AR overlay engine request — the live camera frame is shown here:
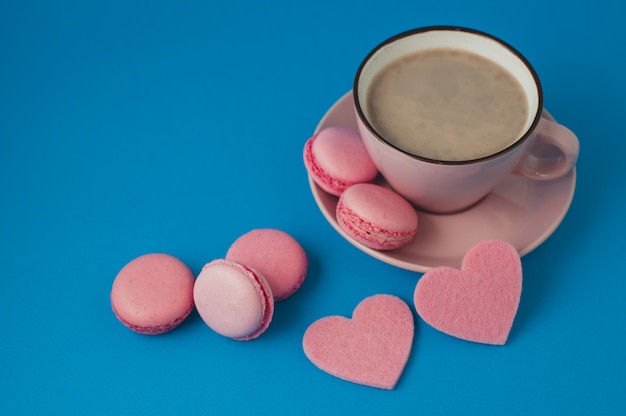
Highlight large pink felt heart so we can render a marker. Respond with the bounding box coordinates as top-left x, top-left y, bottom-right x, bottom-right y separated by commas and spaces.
302, 294, 414, 390
414, 240, 522, 345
